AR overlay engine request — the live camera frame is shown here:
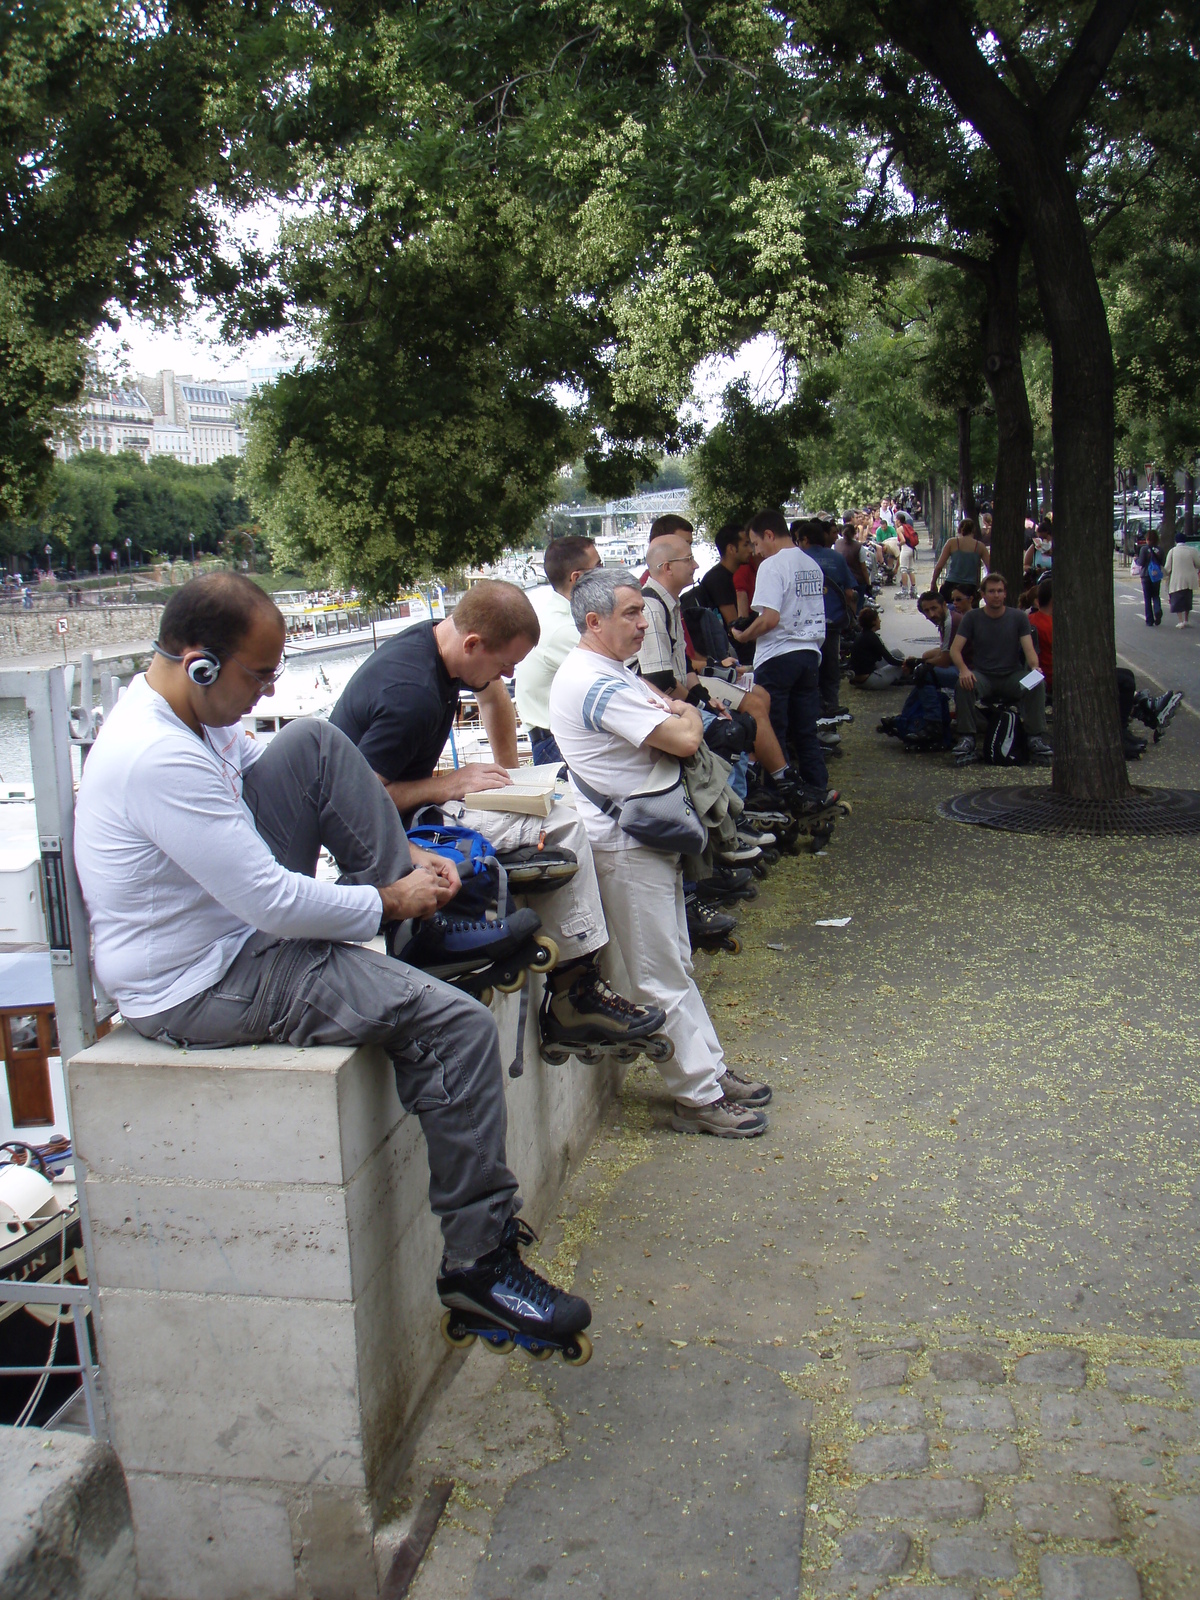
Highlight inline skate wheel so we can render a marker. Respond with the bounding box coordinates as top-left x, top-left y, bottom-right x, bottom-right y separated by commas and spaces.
643, 1035, 675, 1064
561, 1331, 593, 1366
613, 1043, 644, 1064
526, 1343, 555, 1361
477, 986, 494, 1008
575, 1044, 606, 1065
722, 935, 742, 954
480, 1330, 515, 1354
529, 936, 558, 974
494, 967, 526, 994
539, 1042, 572, 1066
440, 1311, 476, 1351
